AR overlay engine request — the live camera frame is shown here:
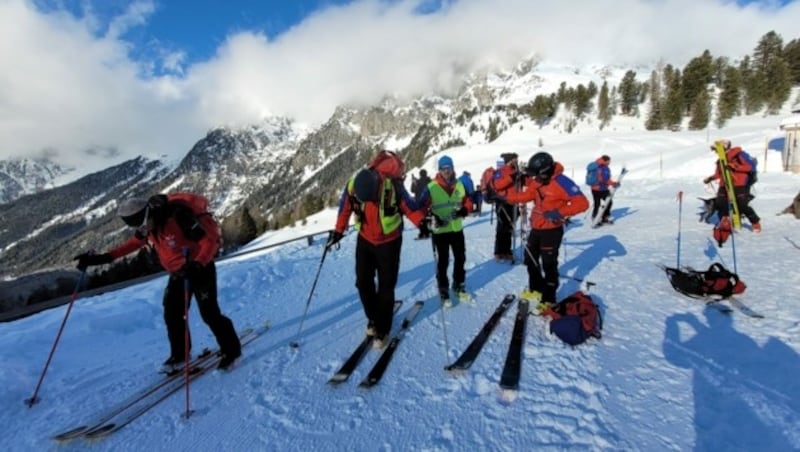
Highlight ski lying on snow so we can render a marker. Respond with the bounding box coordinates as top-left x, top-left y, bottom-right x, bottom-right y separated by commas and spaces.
499, 299, 529, 390
727, 298, 764, 318
446, 294, 515, 372
53, 323, 269, 441
51, 329, 252, 442
705, 300, 734, 314
328, 301, 402, 385
359, 301, 424, 388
